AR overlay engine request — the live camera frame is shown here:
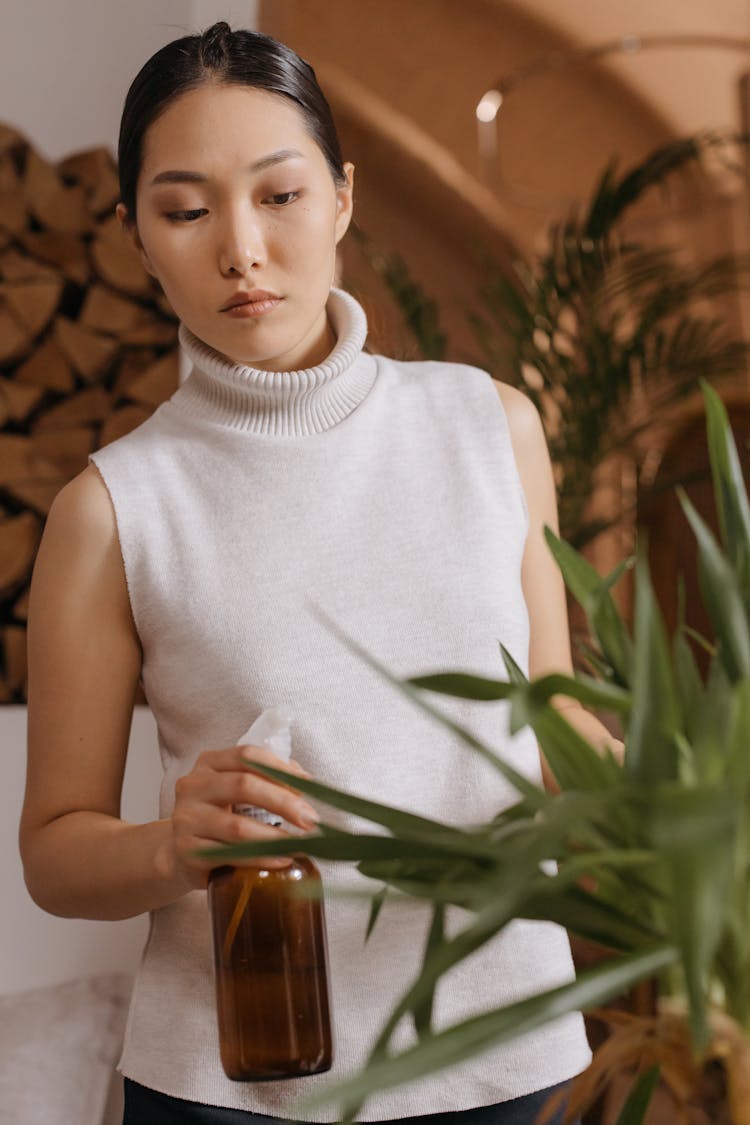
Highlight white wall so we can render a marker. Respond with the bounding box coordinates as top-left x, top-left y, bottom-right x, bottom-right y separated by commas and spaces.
1, 707, 163, 994
0, 0, 258, 160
